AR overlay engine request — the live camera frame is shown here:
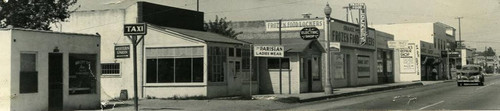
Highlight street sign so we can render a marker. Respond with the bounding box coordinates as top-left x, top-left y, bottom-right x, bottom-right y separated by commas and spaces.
123, 23, 147, 111
300, 27, 320, 40
448, 51, 460, 58
124, 23, 147, 35
115, 45, 130, 58
330, 42, 341, 52
388, 40, 408, 49
254, 45, 284, 57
